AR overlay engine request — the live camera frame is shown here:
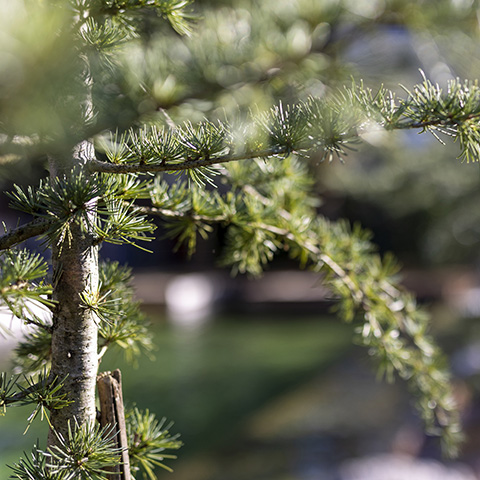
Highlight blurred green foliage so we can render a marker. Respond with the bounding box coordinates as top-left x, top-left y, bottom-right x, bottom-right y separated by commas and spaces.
4, 0, 480, 266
